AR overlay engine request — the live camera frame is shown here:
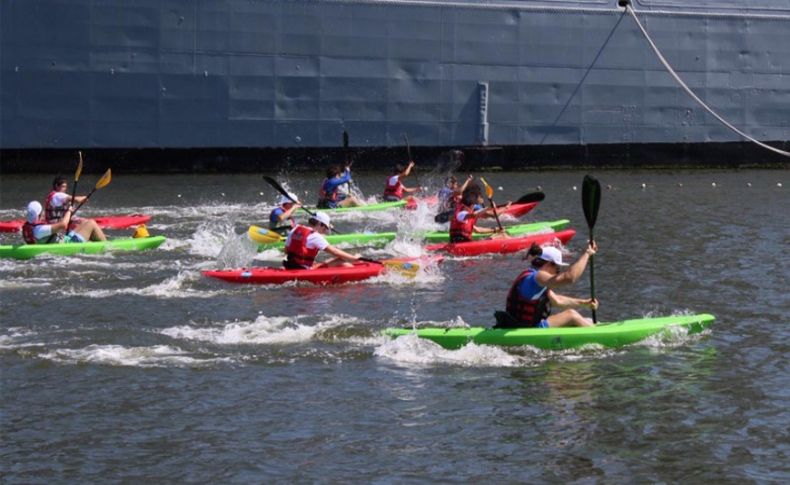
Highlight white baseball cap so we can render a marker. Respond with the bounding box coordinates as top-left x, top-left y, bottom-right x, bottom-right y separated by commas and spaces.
309, 212, 332, 228
538, 246, 568, 267
279, 194, 298, 205
26, 201, 42, 223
